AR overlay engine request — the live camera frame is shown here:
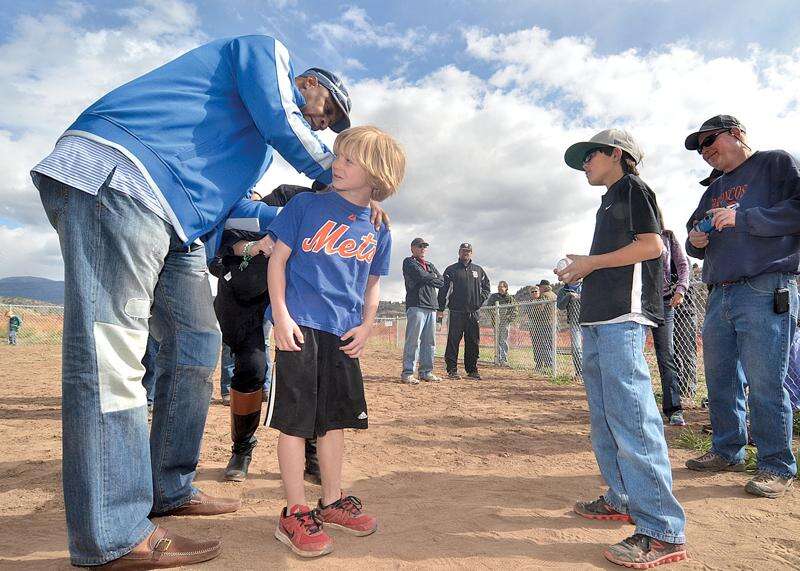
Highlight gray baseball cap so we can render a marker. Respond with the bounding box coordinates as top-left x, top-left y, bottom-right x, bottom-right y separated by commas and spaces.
299, 67, 351, 133
564, 129, 644, 171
